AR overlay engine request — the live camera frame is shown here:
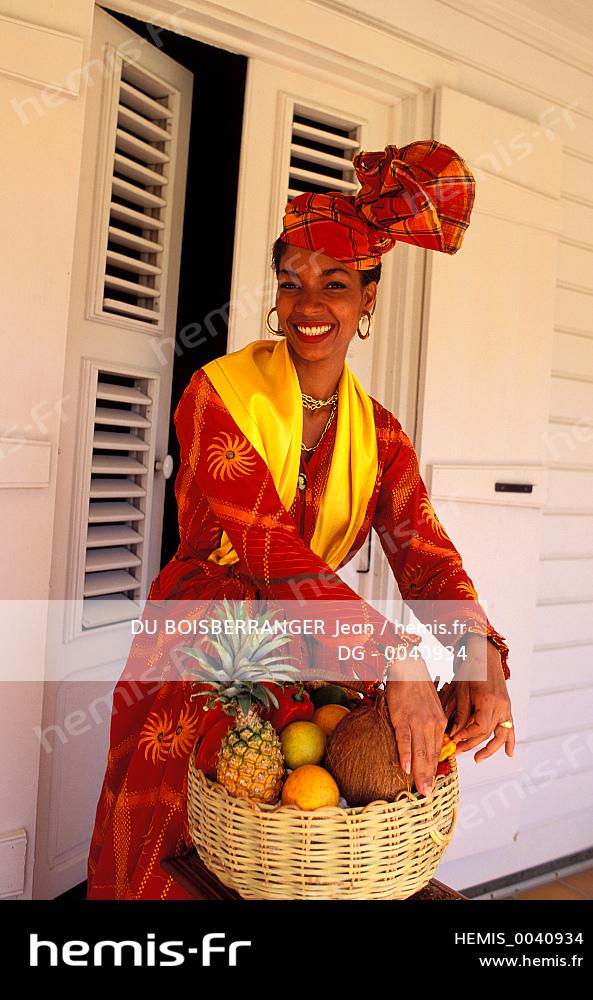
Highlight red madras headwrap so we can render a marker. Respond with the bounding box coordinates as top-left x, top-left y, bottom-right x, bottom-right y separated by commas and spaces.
279, 139, 476, 270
